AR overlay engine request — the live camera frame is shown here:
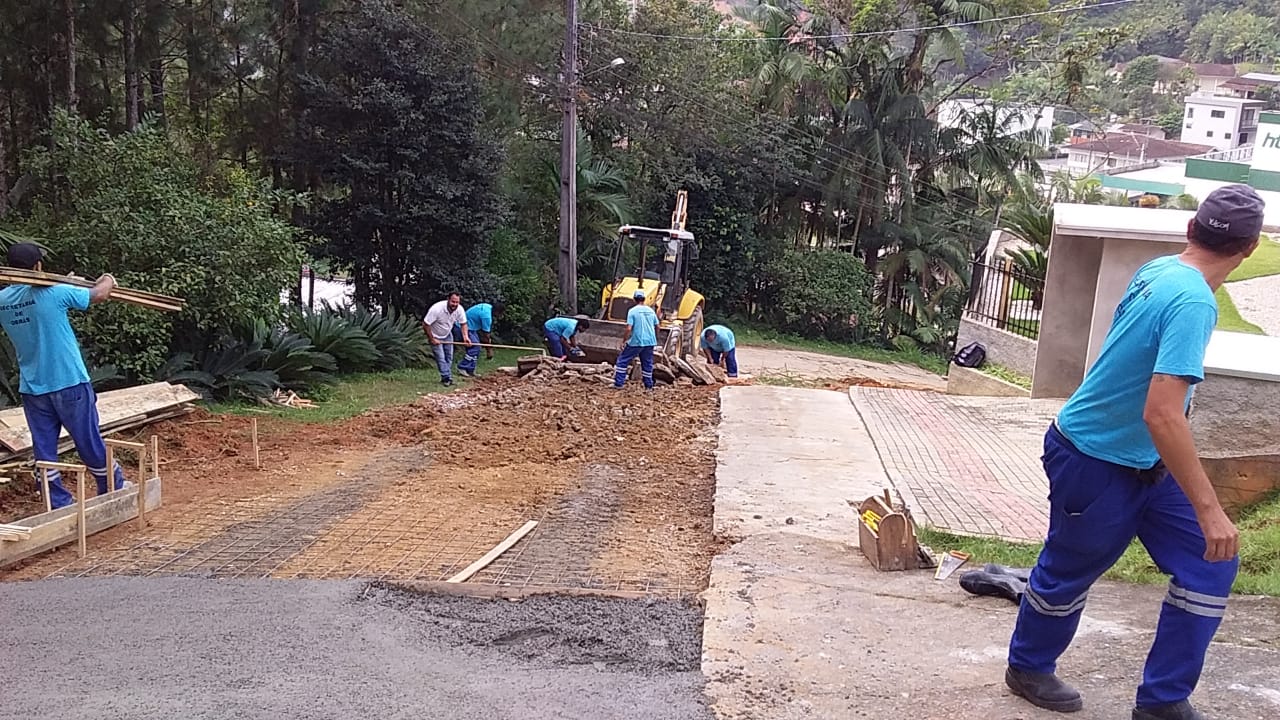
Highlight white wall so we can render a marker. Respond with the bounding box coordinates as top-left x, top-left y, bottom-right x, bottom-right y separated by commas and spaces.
1184, 101, 1243, 150
1066, 149, 1137, 173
